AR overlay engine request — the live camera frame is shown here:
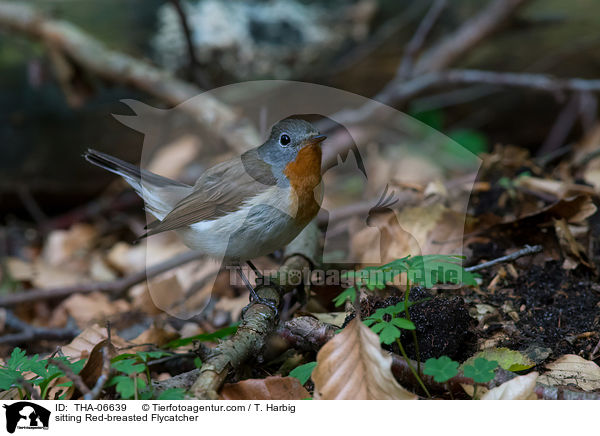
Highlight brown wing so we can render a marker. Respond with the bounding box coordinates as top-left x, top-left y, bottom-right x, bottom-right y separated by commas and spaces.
143, 149, 277, 236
